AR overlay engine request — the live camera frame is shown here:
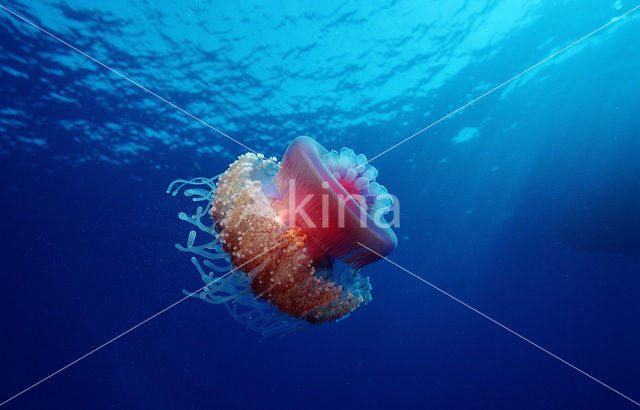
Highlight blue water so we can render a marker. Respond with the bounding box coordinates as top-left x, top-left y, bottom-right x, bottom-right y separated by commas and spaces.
1, 1, 639, 408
